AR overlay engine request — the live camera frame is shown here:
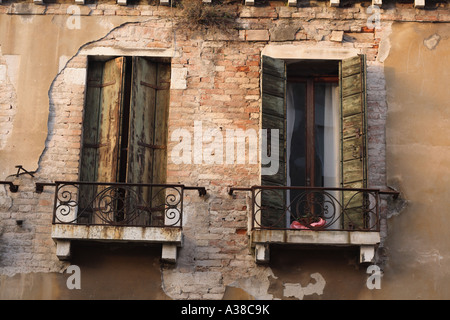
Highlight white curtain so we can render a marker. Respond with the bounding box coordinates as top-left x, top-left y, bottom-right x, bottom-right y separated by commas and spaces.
323, 83, 339, 189
323, 84, 340, 229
